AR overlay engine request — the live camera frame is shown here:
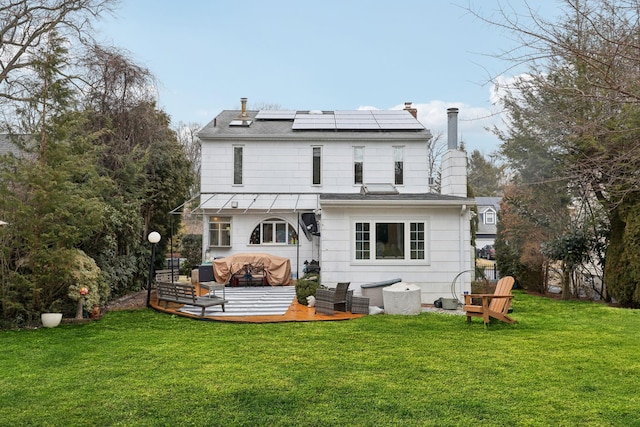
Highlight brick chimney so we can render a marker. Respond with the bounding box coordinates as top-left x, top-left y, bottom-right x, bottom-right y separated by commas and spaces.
403, 101, 418, 119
